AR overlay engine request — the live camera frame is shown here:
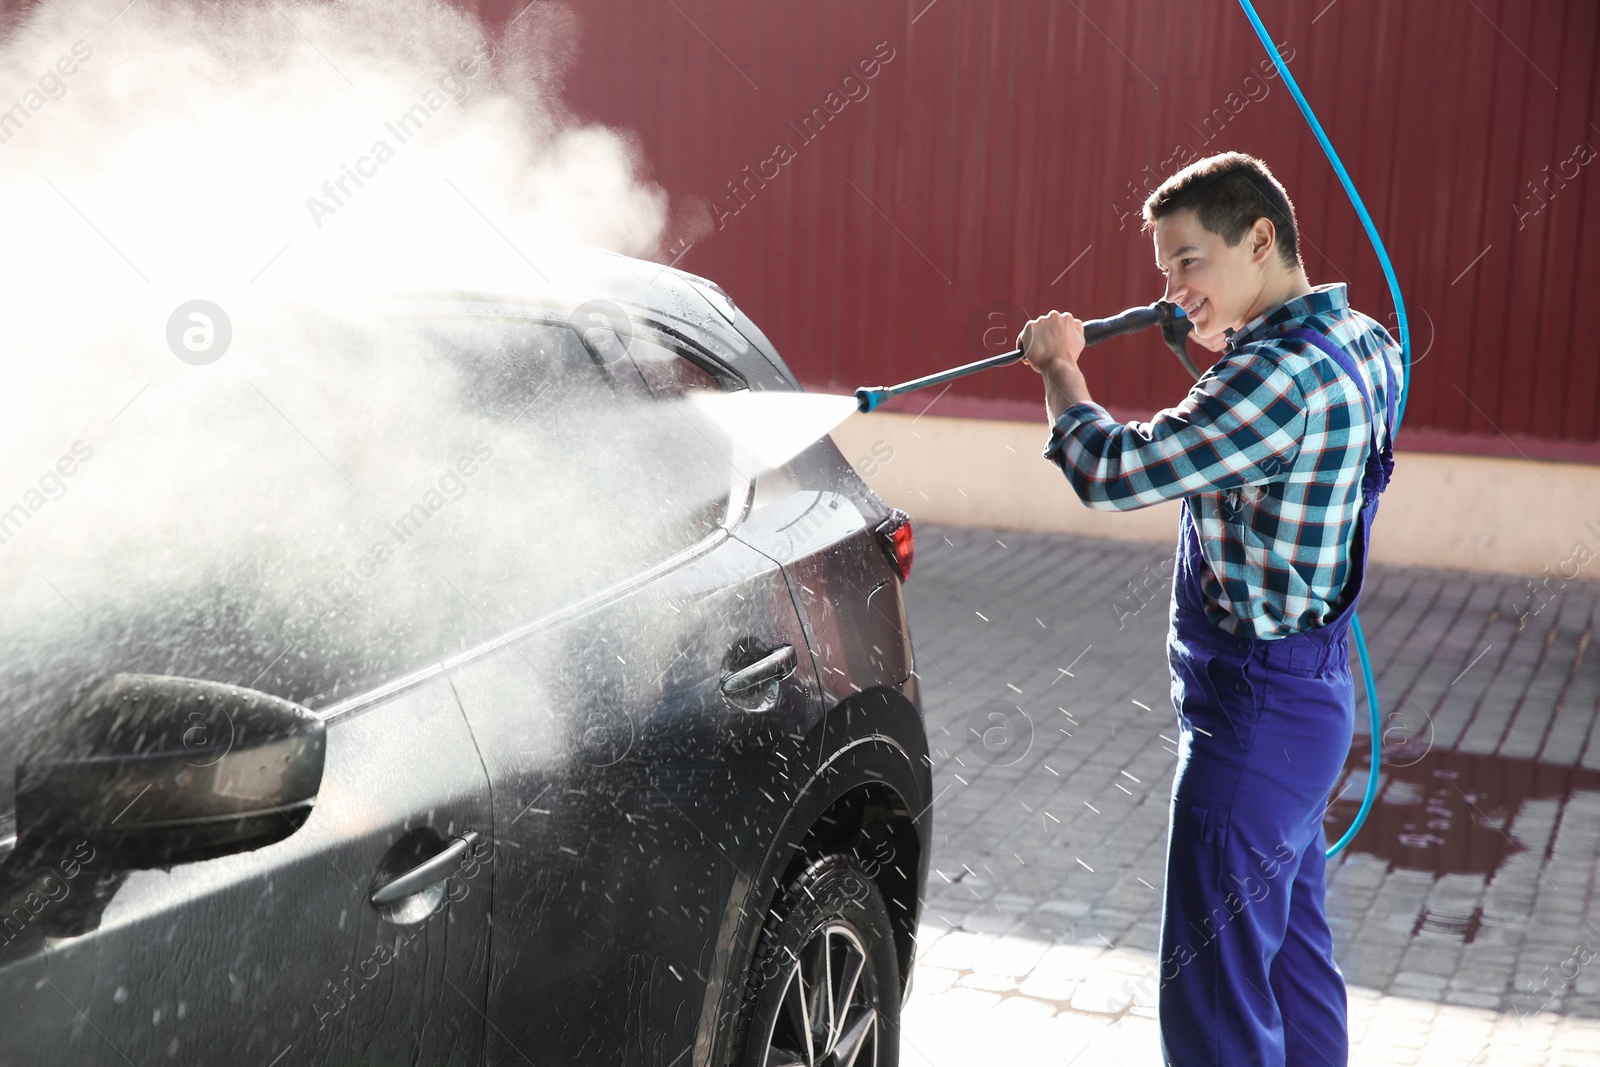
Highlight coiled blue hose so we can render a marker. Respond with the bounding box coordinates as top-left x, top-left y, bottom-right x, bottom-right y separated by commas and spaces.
1233, 0, 1412, 858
